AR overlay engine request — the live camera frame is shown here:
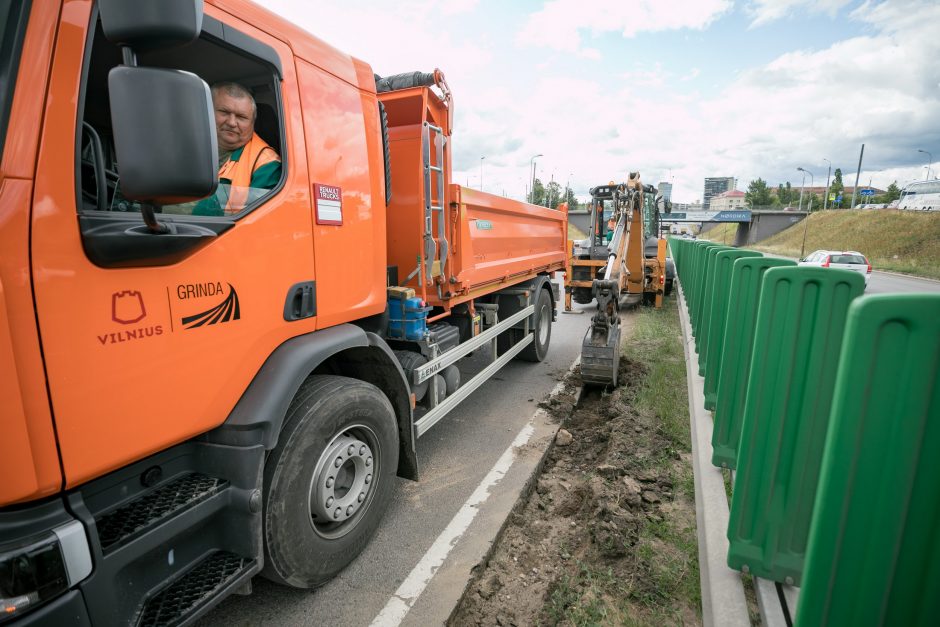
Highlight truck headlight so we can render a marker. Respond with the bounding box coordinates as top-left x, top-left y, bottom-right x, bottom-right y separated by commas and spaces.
1, 522, 91, 623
